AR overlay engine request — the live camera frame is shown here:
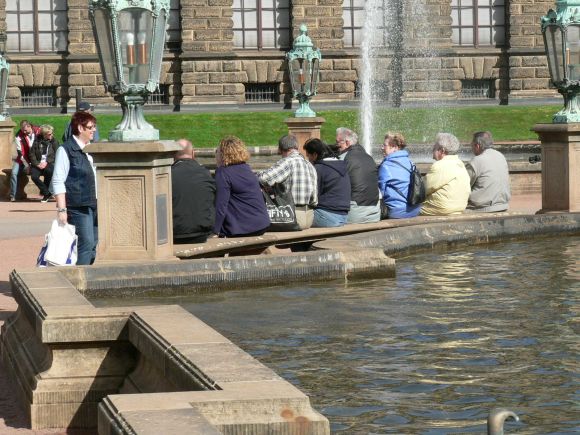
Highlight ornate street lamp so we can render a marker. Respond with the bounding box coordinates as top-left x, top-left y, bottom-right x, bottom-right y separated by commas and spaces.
286, 24, 322, 117
541, 1, 580, 123
0, 32, 10, 121
88, 0, 169, 141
